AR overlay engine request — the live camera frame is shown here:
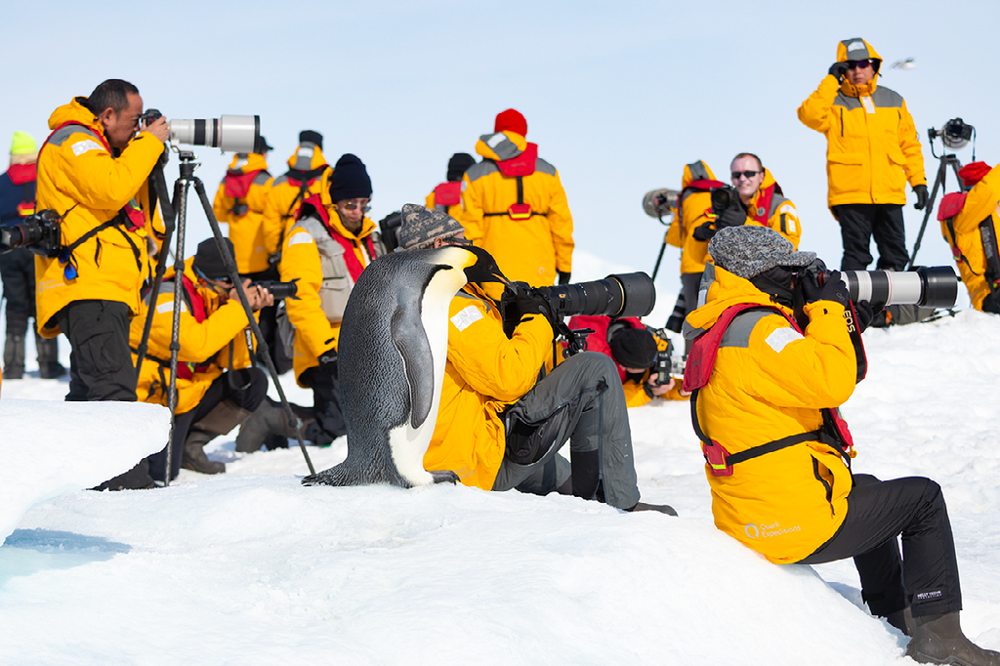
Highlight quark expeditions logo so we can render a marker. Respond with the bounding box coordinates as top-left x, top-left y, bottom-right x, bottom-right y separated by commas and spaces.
745, 521, 802, 539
